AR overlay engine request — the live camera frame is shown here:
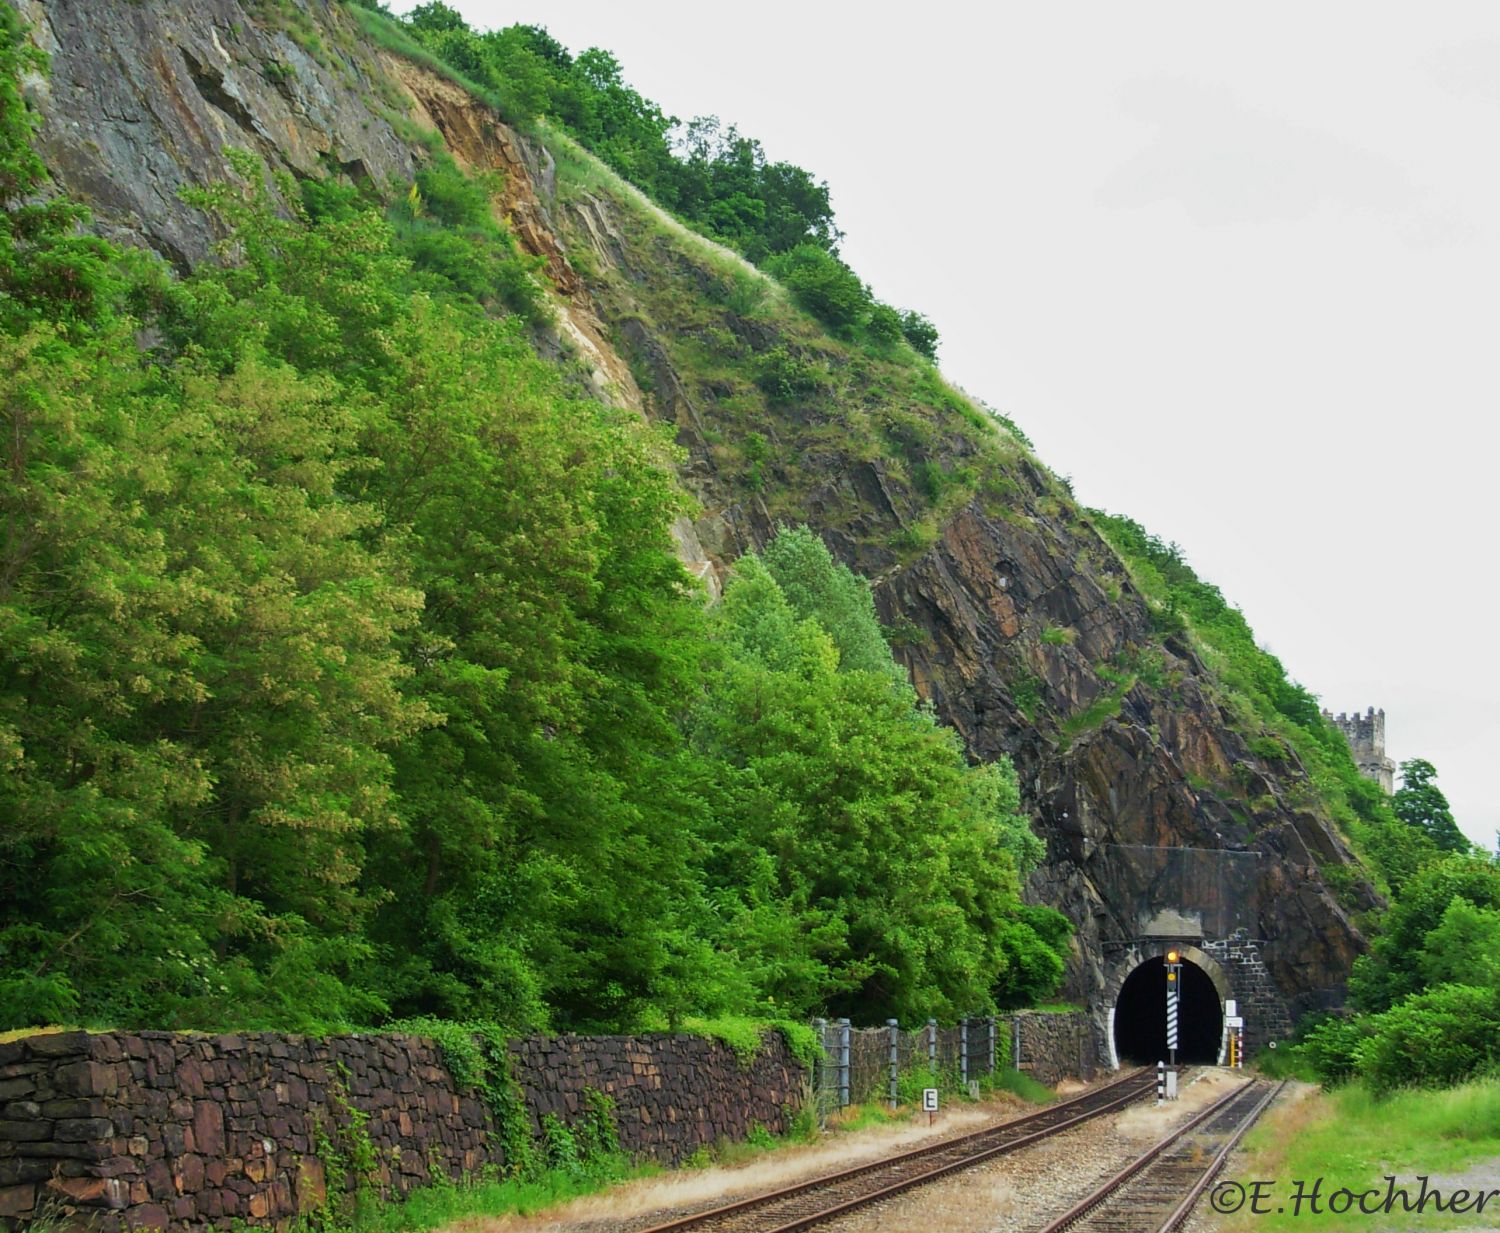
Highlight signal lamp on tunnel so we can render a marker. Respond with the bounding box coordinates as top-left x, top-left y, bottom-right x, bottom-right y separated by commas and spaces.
1166, 950, 1180, 964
